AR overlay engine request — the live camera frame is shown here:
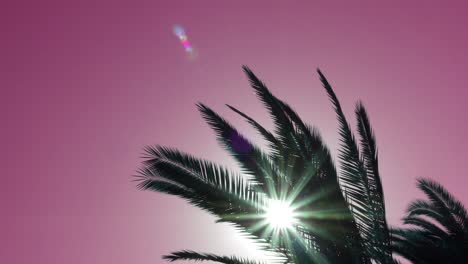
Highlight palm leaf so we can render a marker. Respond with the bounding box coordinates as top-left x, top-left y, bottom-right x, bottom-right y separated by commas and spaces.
355, 102, 392, 263
318, 69, 391, 263
391, 178, 468, 263
242, 65, 306, 161
137, 146, 267, 236
197, 103, 285, 196
163, 250, 265, 264
417, 178, 467, 232
226, 104, 280, 152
